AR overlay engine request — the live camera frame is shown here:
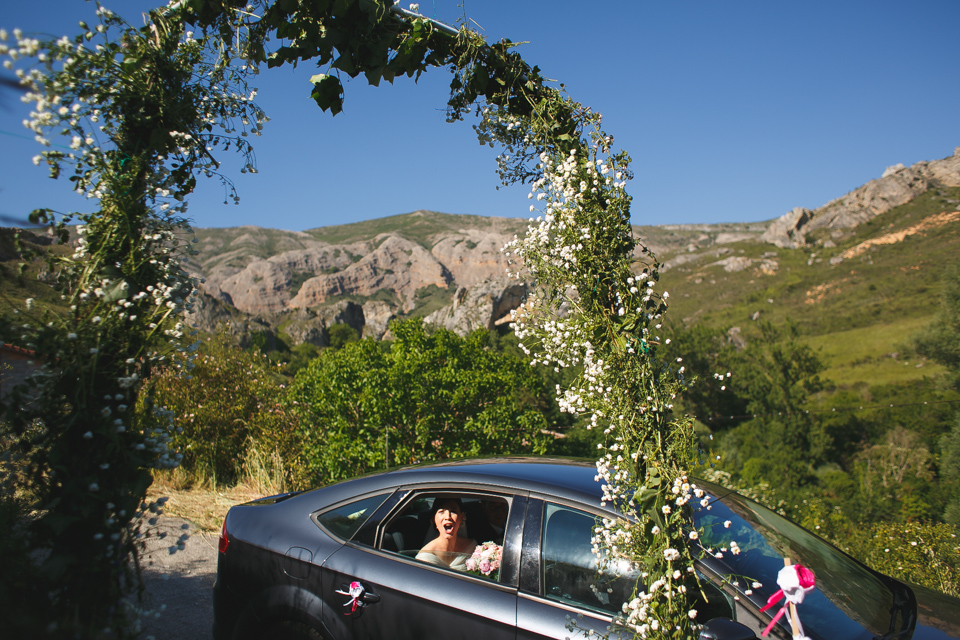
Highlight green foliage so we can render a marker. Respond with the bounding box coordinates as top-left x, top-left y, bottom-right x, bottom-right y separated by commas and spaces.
284, 341, 321, 376
940, 416, 960, 525
327, 322, 359, 350
409, 284, 455, 317
0, 491, 43, 637
803, 317, 946, 387
802, 502, 960, 598
287, 319, 552, 484
914, 265, 960, 387
141, 335, 300, 487
850, 521, 960, 598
